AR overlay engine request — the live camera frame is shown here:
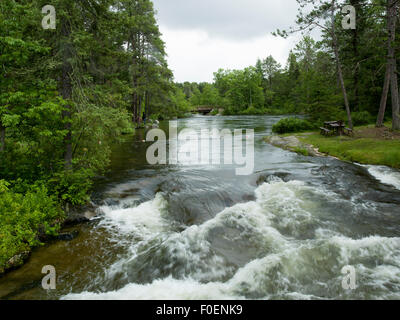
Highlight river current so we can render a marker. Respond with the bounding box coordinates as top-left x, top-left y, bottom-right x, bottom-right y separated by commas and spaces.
1, 115, 400, 300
